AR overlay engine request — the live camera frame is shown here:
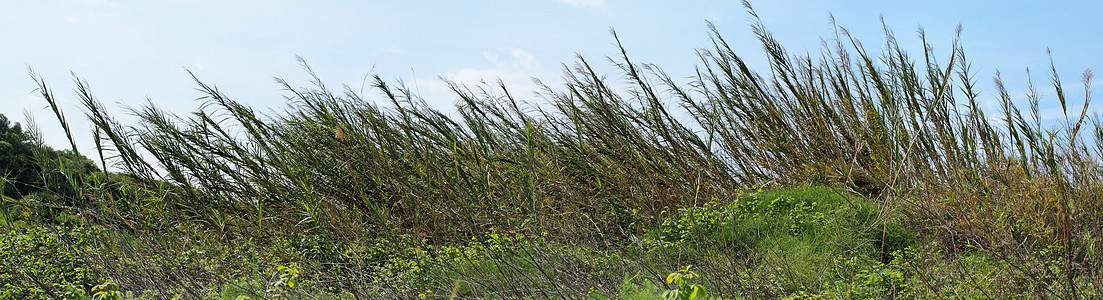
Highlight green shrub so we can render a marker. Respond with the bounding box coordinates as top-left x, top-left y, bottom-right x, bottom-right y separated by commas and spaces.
0, 225, 100, 298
